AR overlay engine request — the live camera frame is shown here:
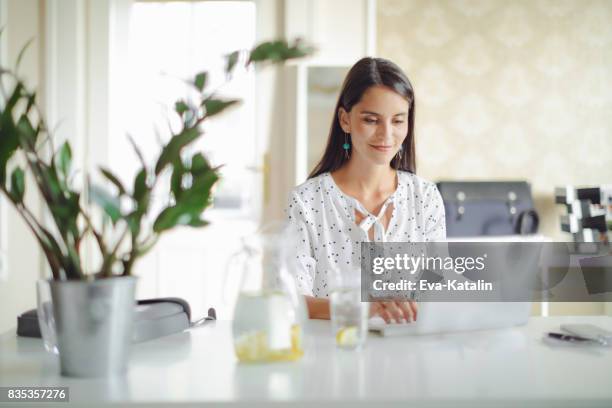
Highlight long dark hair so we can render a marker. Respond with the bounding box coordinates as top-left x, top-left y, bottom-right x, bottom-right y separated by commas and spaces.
308, 57, 416, 179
